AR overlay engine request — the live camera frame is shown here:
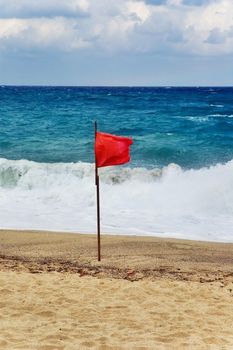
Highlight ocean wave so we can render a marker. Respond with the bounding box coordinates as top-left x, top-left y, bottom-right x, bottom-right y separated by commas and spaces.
0, 157, 233, 241
187, 116, 209, 122
0, 158, 162, 188
209, 114, 233, 118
